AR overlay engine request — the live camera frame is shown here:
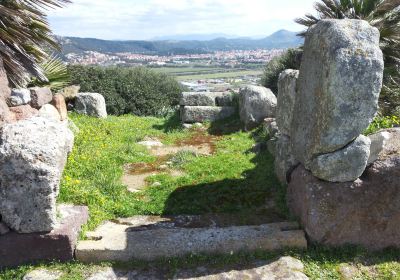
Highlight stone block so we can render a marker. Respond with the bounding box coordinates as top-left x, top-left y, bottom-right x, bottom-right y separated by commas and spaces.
181, 106, 235, 123
52, 94, 68, 121
9, 104, 38, 121
276, 69, 298, 136
8, 88, 31, 107
30, 87, 53, 109
0, 205, 88, 268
